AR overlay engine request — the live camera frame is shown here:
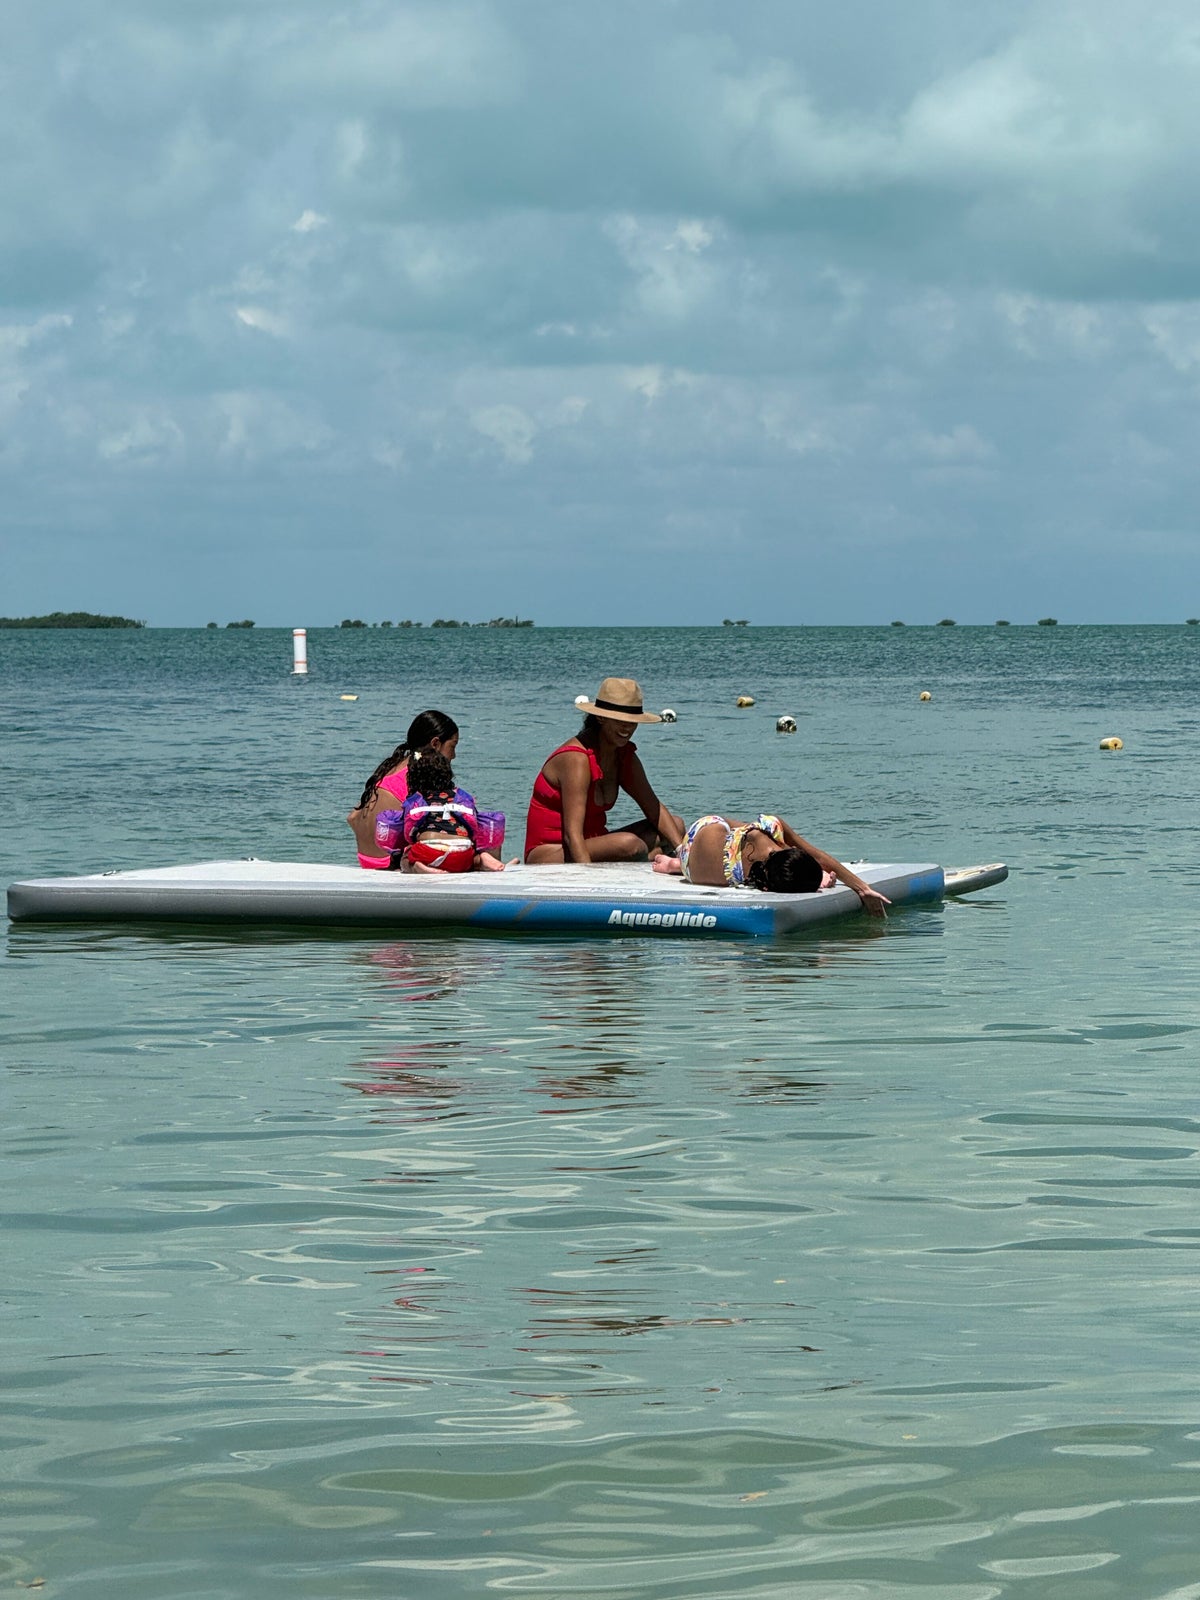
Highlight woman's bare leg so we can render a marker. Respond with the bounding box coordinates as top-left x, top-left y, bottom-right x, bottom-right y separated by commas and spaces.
526, 830, 650, 865
525, 843, 566, 864
624, 815, 685, 861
